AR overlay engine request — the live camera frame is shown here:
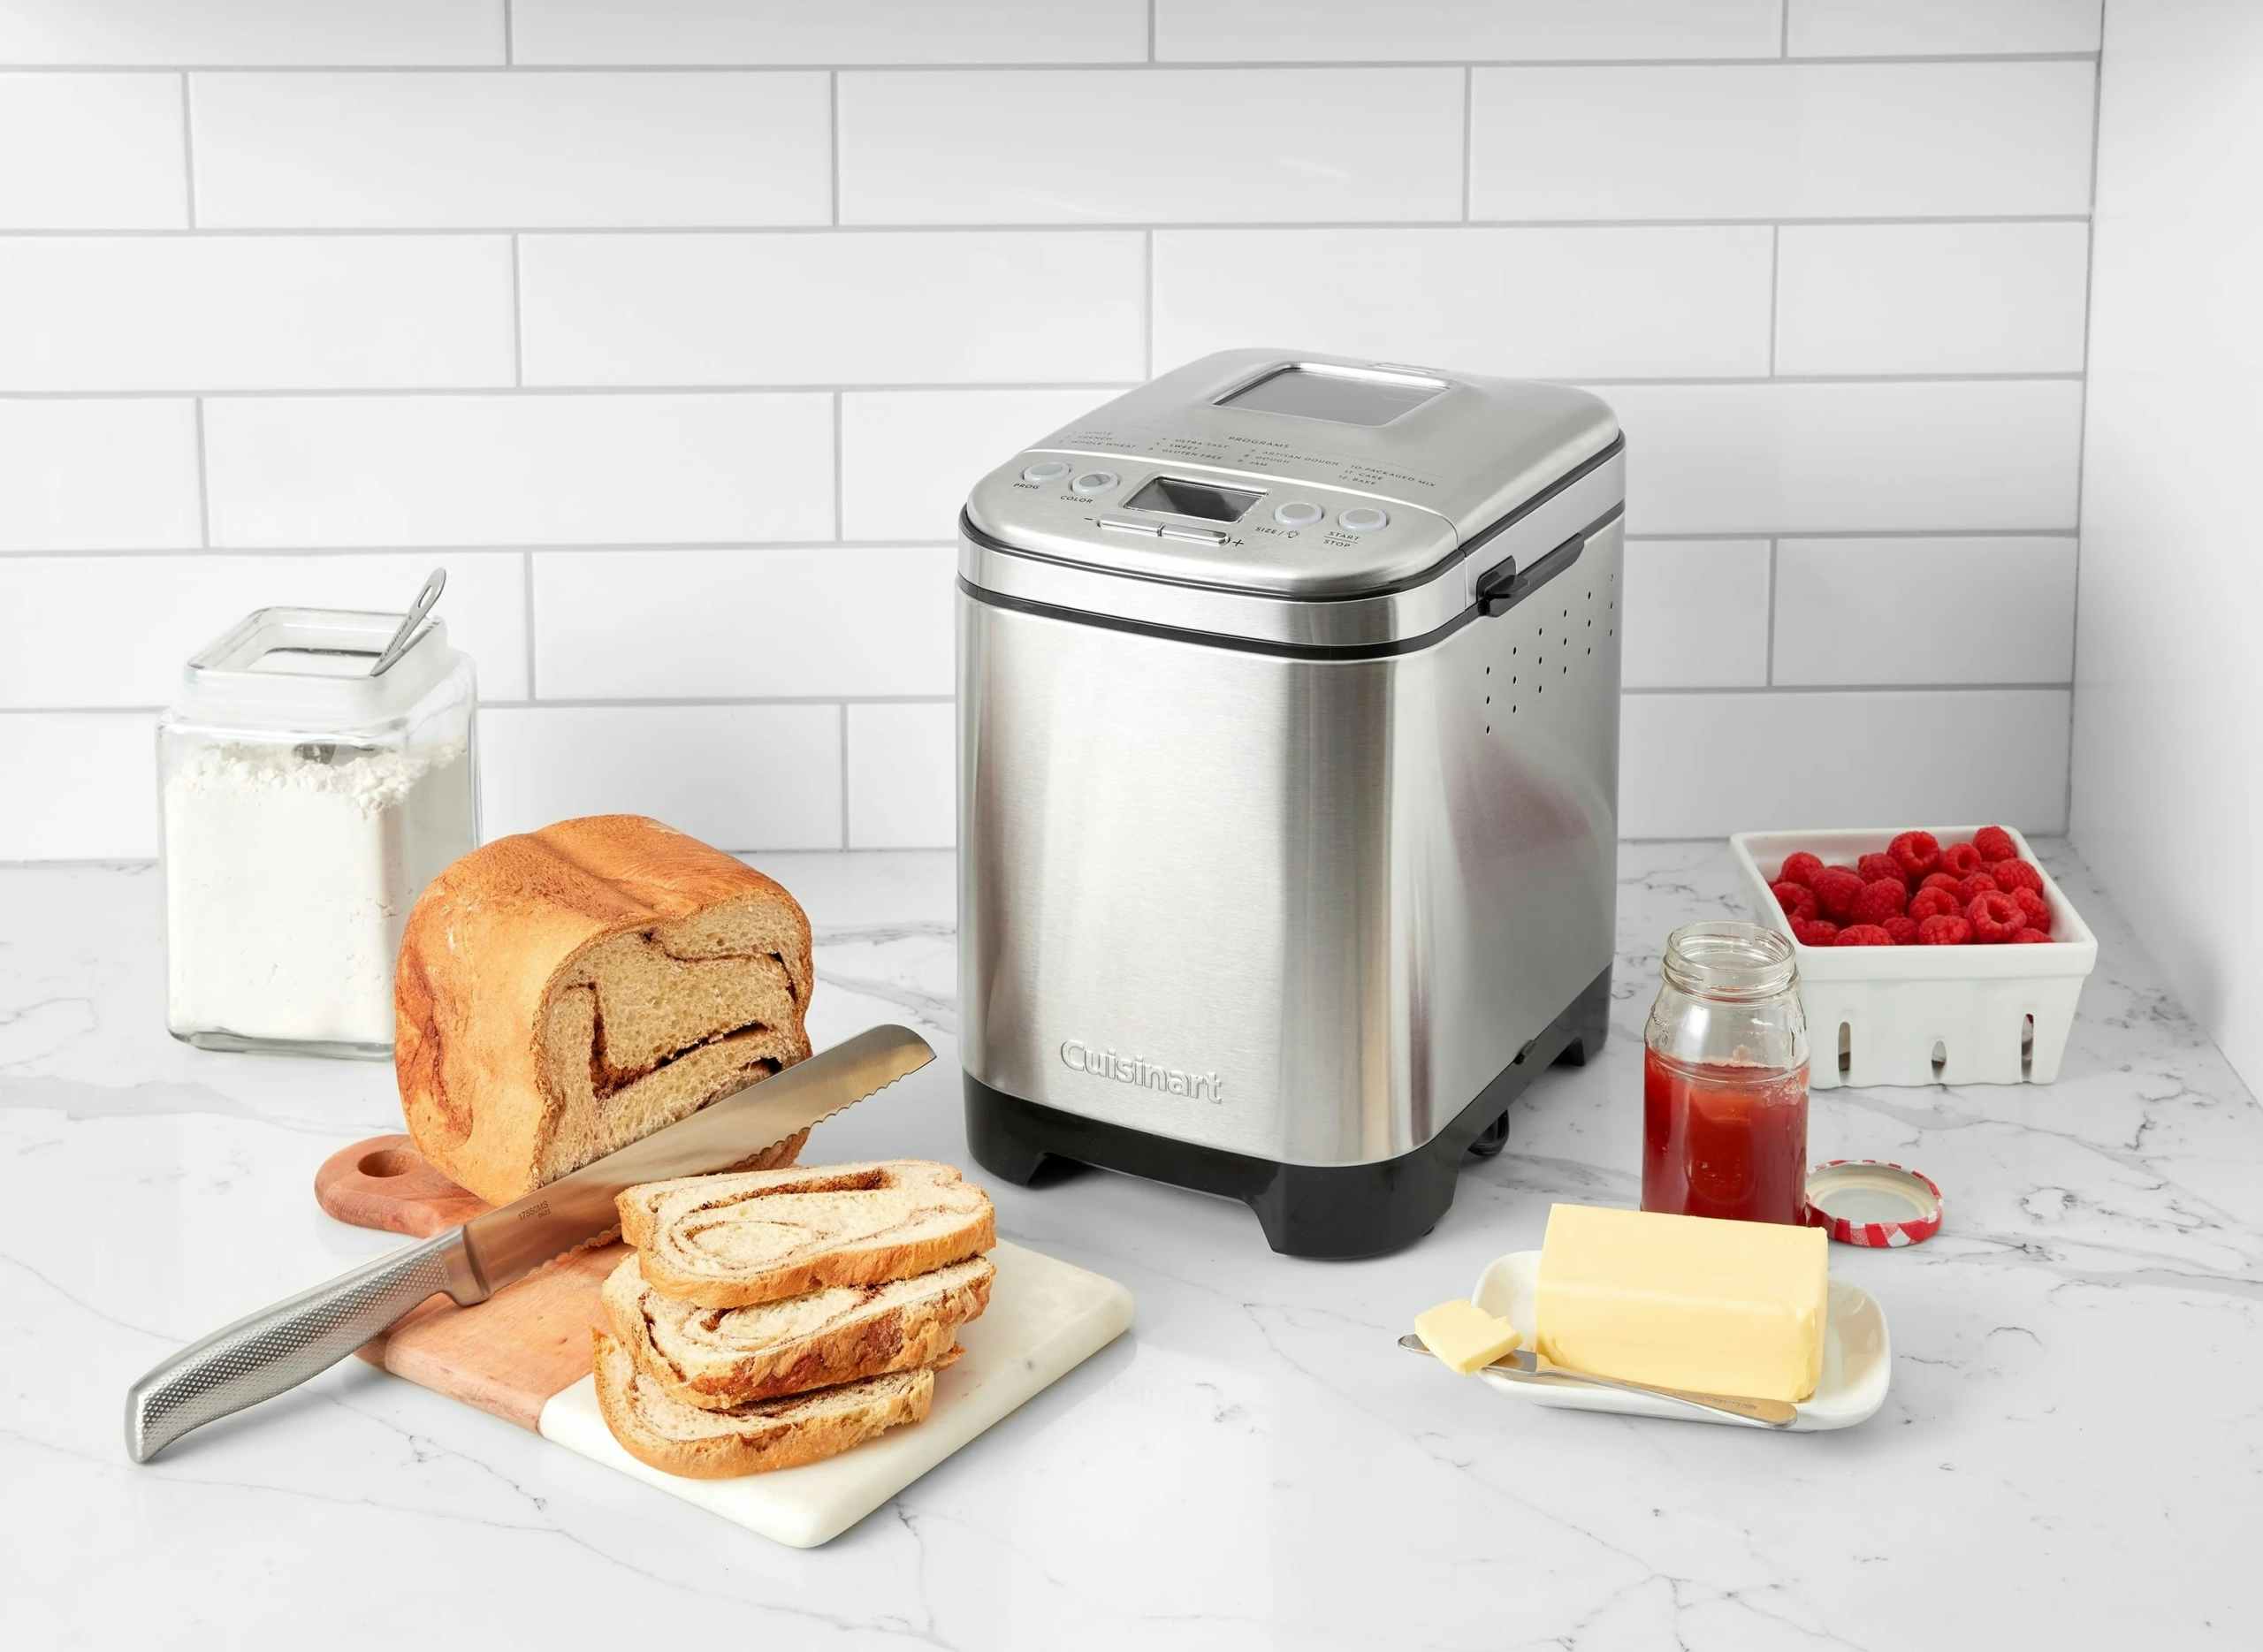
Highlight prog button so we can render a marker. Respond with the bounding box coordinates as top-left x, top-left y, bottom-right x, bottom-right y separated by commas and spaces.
1338, 506, 1389, 533
1020, 460, 1071, 484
